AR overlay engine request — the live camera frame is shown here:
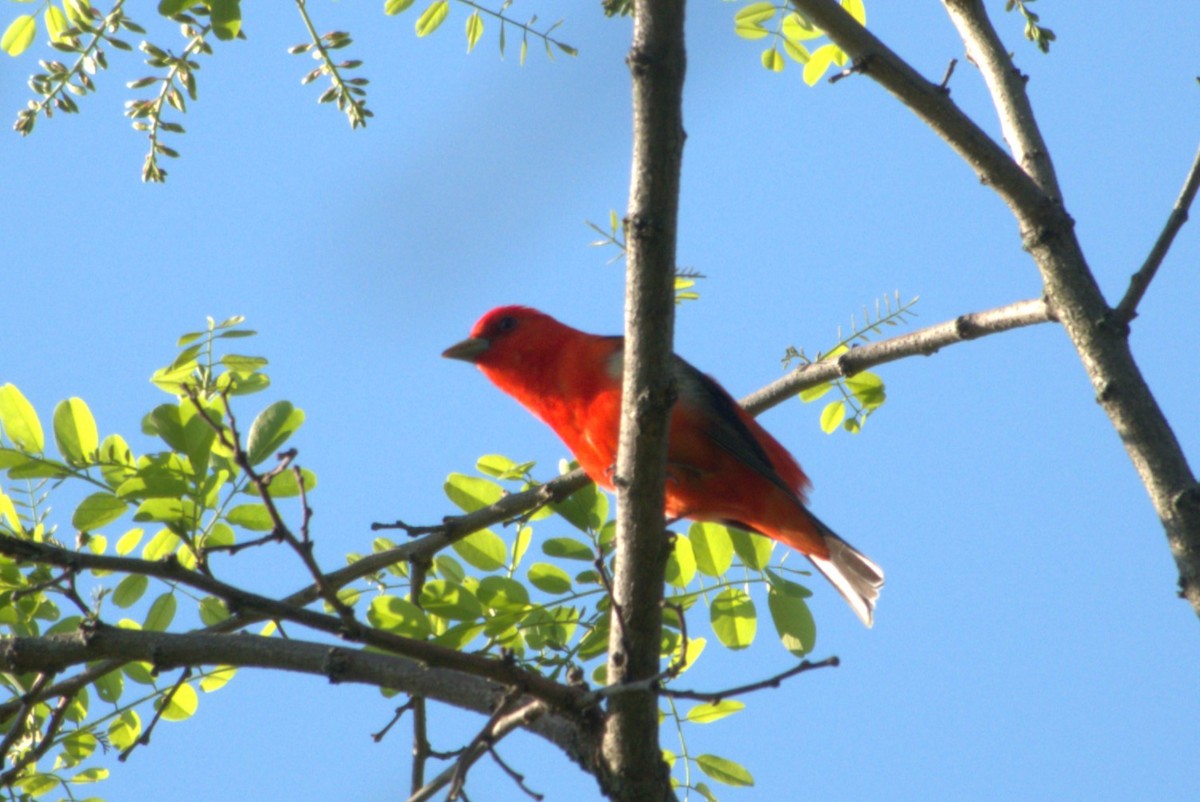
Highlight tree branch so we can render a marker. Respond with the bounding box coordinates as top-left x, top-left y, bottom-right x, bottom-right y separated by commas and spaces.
598, 0, 688, 798
0, 627, 597, 768
793, 0, 1200, 616
1115, 142, 1200, 323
